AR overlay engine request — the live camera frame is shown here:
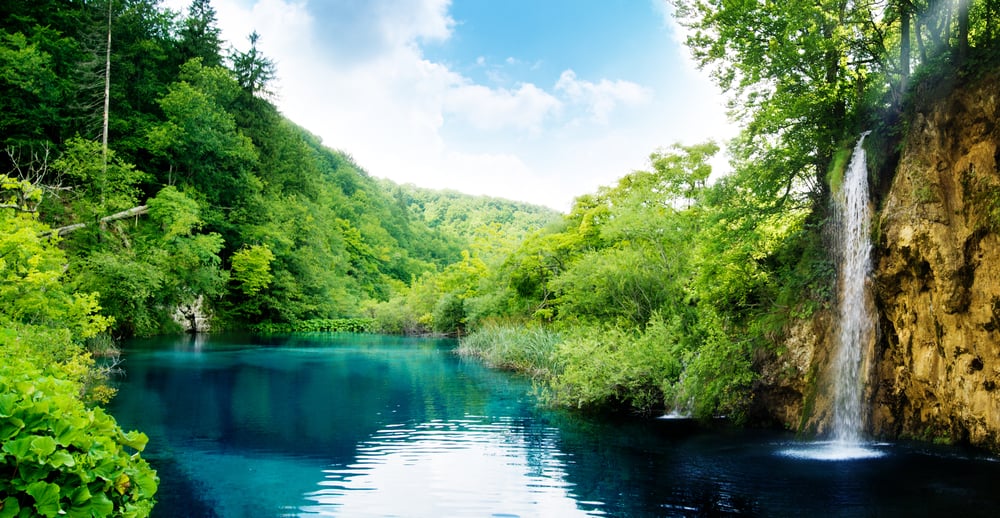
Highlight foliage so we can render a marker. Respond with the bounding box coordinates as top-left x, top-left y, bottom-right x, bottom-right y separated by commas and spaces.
249, 318, 373, 334
548, 316, 687, 415
0, 177, 157, 516
75, 186, 226, 336
229, 243, 274, 296
457, 323, 561, 378
0, 357, 157, 518
0, 176, 111, 339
